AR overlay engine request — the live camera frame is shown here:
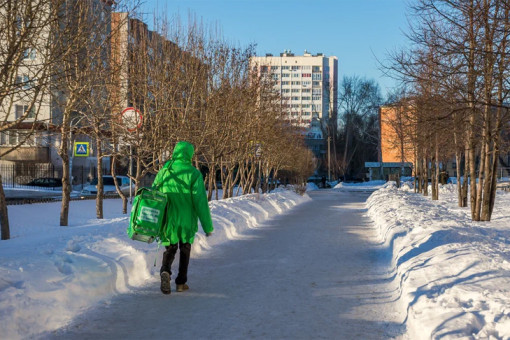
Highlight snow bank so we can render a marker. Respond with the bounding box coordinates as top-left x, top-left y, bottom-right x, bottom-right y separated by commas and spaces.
367, 185, 510, 339
306, 182, 319, 191
0, 190, 310, 340
333, 180, 386, 191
